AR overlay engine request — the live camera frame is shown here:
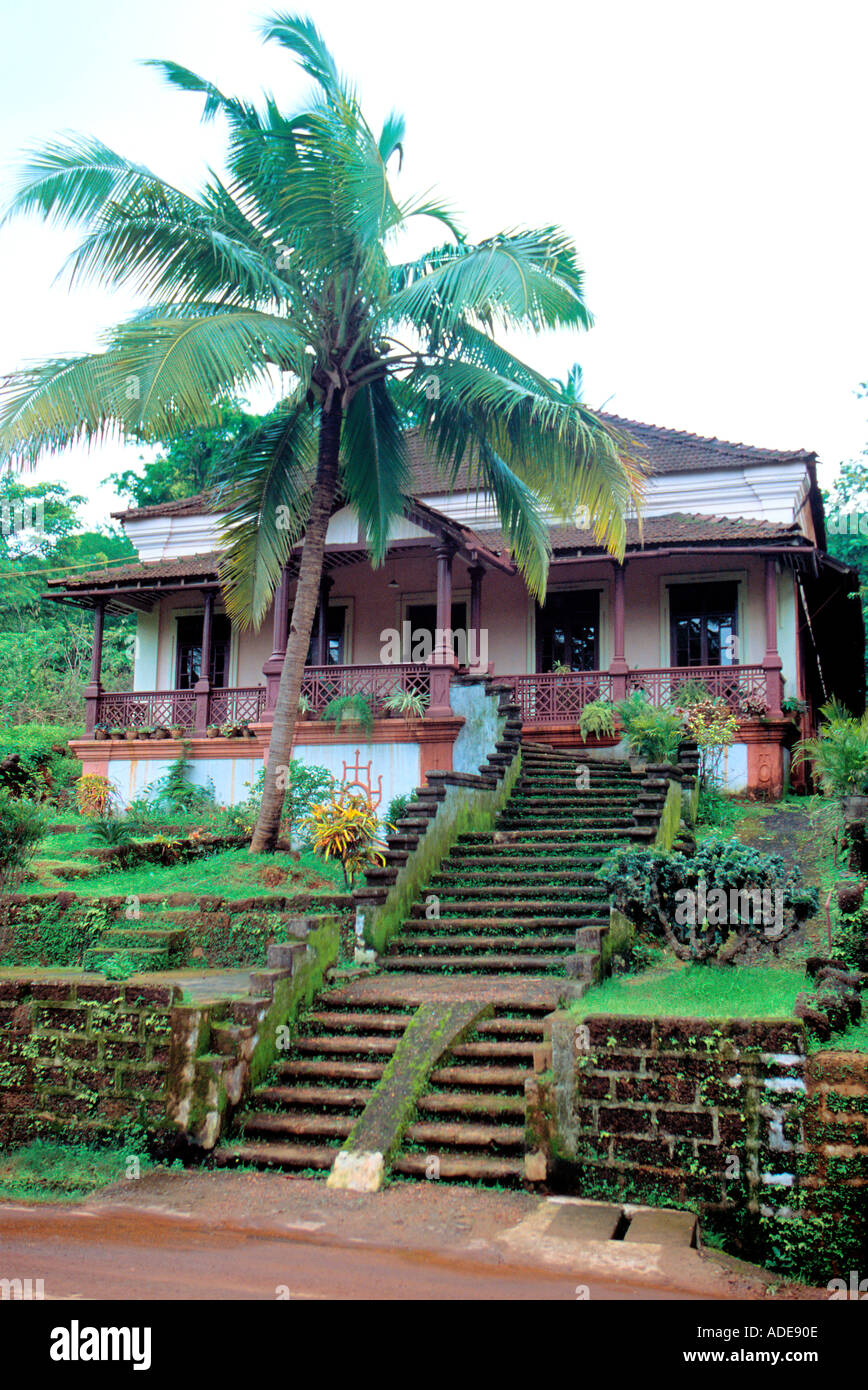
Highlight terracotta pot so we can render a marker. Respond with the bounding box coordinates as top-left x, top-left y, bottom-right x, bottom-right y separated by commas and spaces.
170, 727, 184, 740
124, 730, 138, 742
93, 729, 107, 741
206, 728, 219, 739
